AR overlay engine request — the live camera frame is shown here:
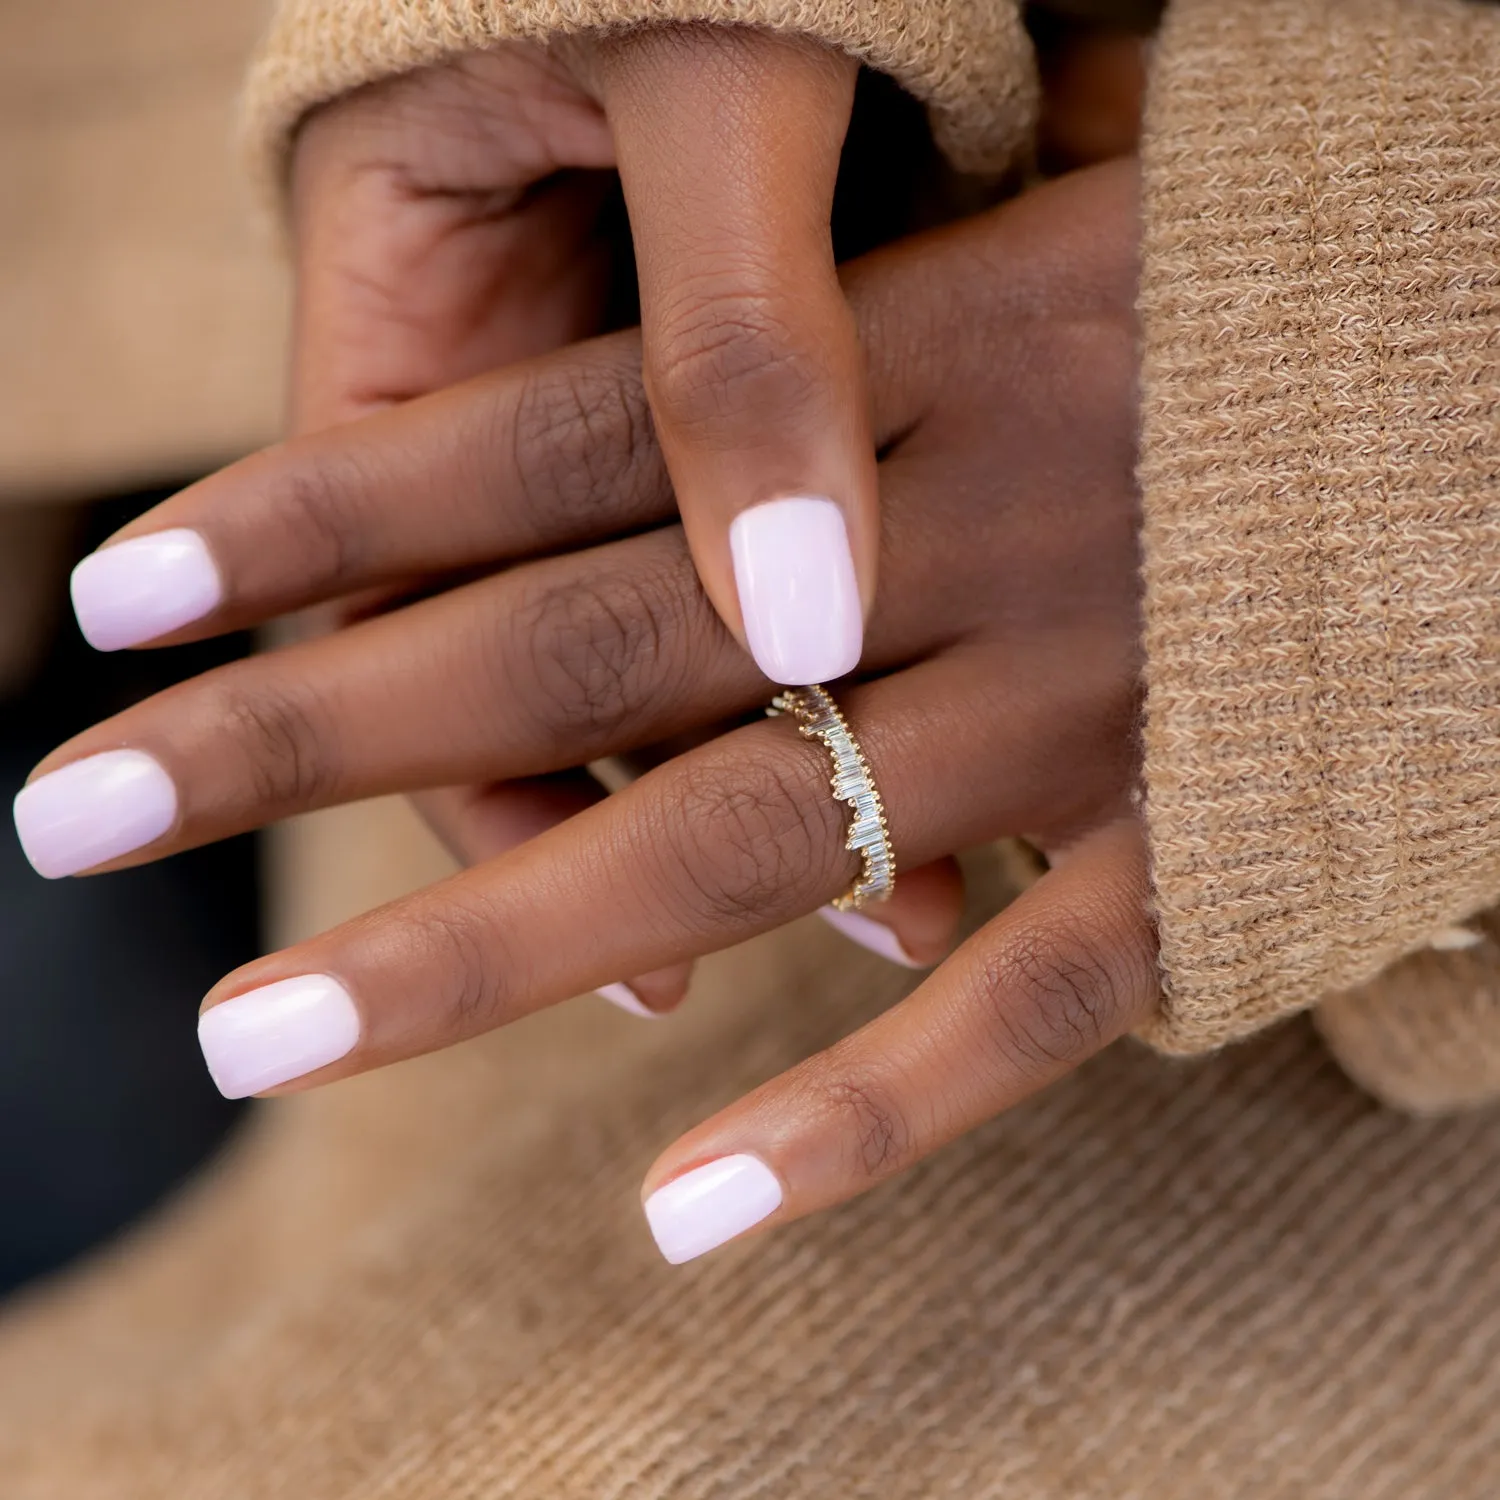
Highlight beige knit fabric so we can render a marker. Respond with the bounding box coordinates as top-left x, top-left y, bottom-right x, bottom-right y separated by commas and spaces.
1138, 0, 1500, 1054
240, 0, 1038, 195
